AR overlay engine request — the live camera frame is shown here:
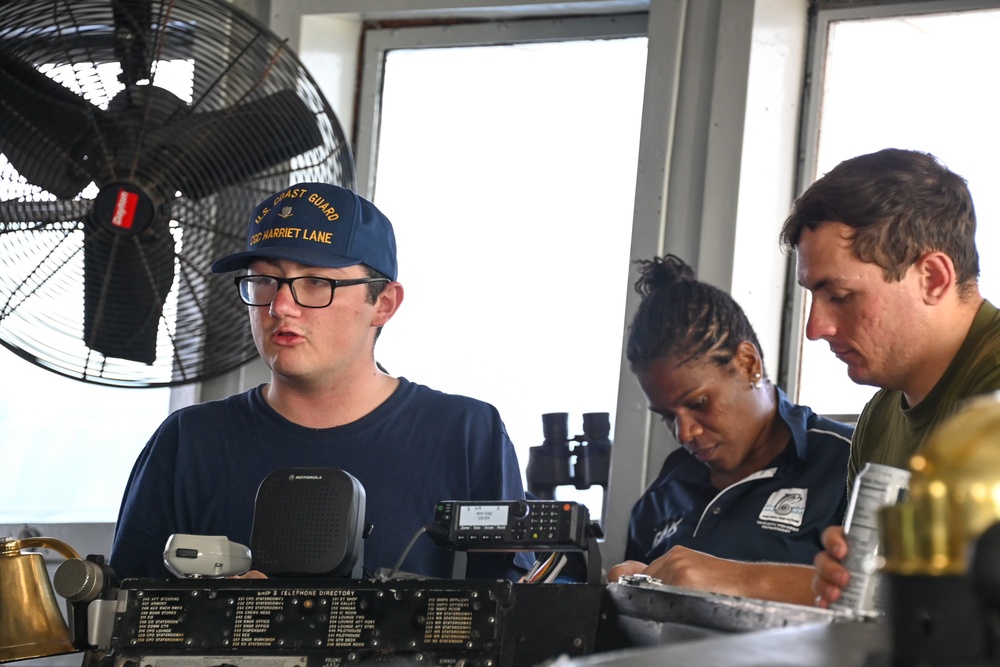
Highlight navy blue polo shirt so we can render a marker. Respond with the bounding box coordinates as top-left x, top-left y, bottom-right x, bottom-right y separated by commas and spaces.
624, 389, 853, 566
